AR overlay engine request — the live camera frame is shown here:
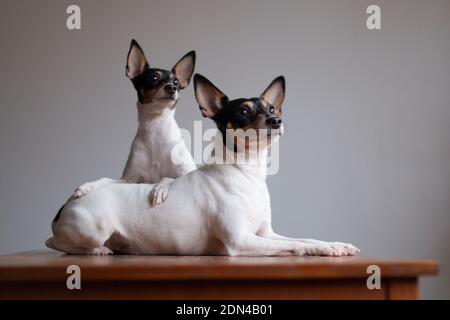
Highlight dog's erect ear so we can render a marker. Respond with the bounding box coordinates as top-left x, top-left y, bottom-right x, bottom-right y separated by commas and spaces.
260, 76, 285, 111
194, 74, 229, 118
126, 39, 149, 79
172, 51, 196, 89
